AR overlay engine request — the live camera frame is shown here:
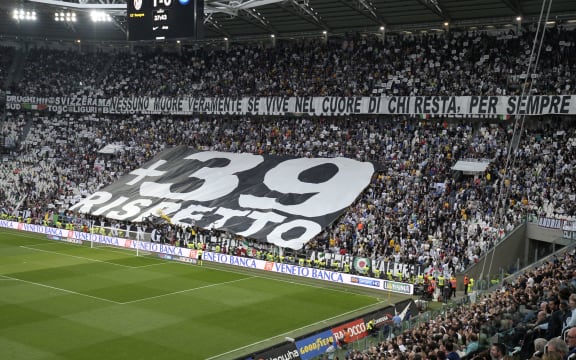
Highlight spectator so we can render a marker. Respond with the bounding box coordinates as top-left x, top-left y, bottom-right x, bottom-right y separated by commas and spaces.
565, 327, 576, 360
489, 343, 506, 360
325, 338, 337, 360
546, 337, 569, 359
